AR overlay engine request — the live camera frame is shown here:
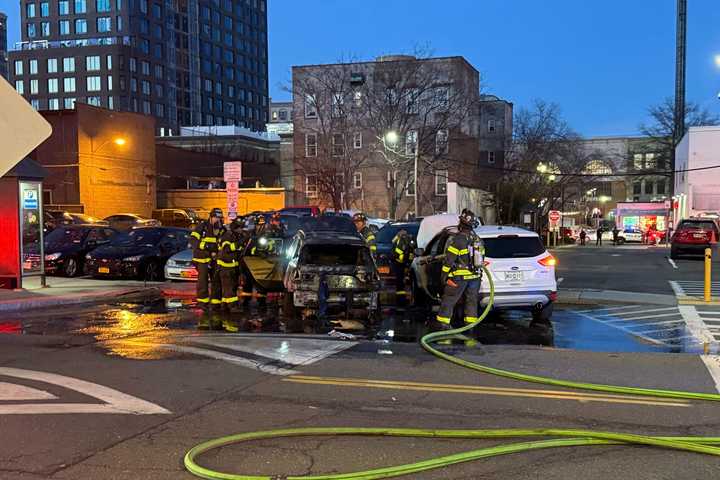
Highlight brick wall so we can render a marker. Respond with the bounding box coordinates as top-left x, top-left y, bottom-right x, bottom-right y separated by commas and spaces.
158, 188, 285, 216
